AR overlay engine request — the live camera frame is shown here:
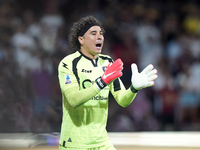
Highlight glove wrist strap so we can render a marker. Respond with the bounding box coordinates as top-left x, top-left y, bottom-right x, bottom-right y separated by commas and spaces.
95, 77, 107, 91
130, 85, 139, 93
